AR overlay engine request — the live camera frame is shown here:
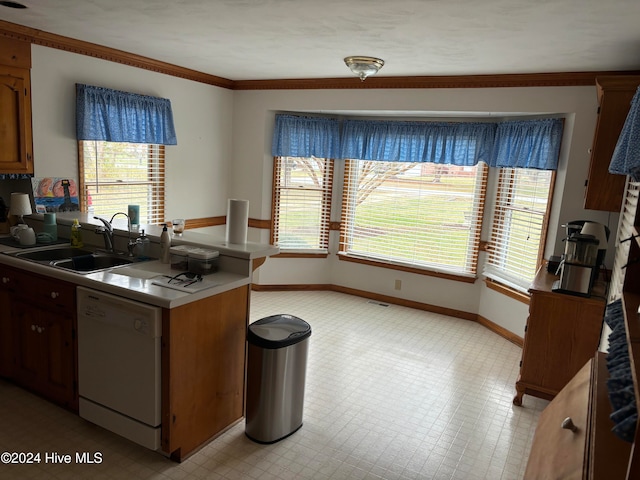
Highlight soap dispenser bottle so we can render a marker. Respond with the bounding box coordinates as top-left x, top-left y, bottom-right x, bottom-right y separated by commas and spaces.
160, 223, 171, 263
70, 219, 83, 248
137, 229, 151, 259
